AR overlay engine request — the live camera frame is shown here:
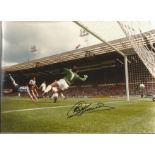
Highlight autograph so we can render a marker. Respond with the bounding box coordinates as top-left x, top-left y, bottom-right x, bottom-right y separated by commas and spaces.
67, 101, 114, 118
